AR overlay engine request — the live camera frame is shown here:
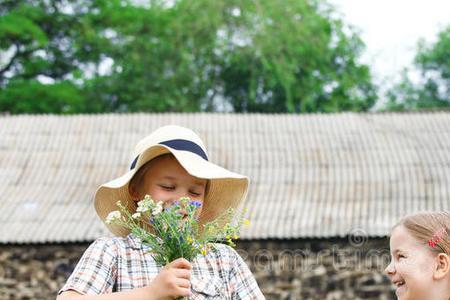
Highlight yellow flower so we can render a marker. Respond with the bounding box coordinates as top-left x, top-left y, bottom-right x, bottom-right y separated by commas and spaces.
179, 197, 190, 206
201, 248, 208, 255
186, 236, 193, 244
243, 219, 250, 226
233, 235, 239, 240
